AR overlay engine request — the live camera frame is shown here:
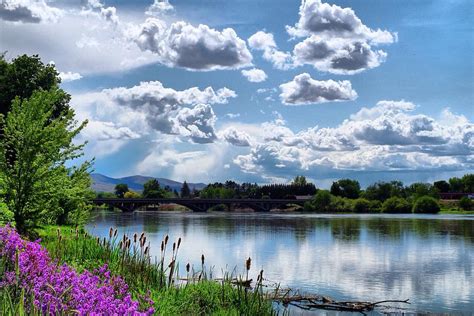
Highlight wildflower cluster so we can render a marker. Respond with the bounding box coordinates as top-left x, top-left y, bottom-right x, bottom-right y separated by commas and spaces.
0, 225, 154, 315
